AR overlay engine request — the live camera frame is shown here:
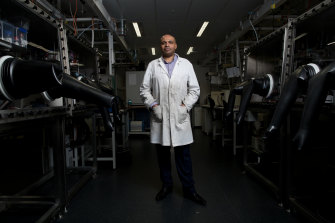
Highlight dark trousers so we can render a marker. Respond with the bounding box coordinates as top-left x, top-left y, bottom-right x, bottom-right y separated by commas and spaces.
156, 144, 195, 193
